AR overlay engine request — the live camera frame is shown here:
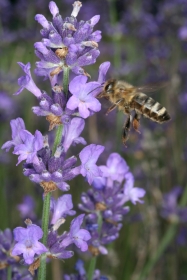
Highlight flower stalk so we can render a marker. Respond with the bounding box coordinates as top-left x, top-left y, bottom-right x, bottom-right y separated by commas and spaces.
37, 193, 51, 280
63, 66, 70, 96
38, 67, 70, 280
